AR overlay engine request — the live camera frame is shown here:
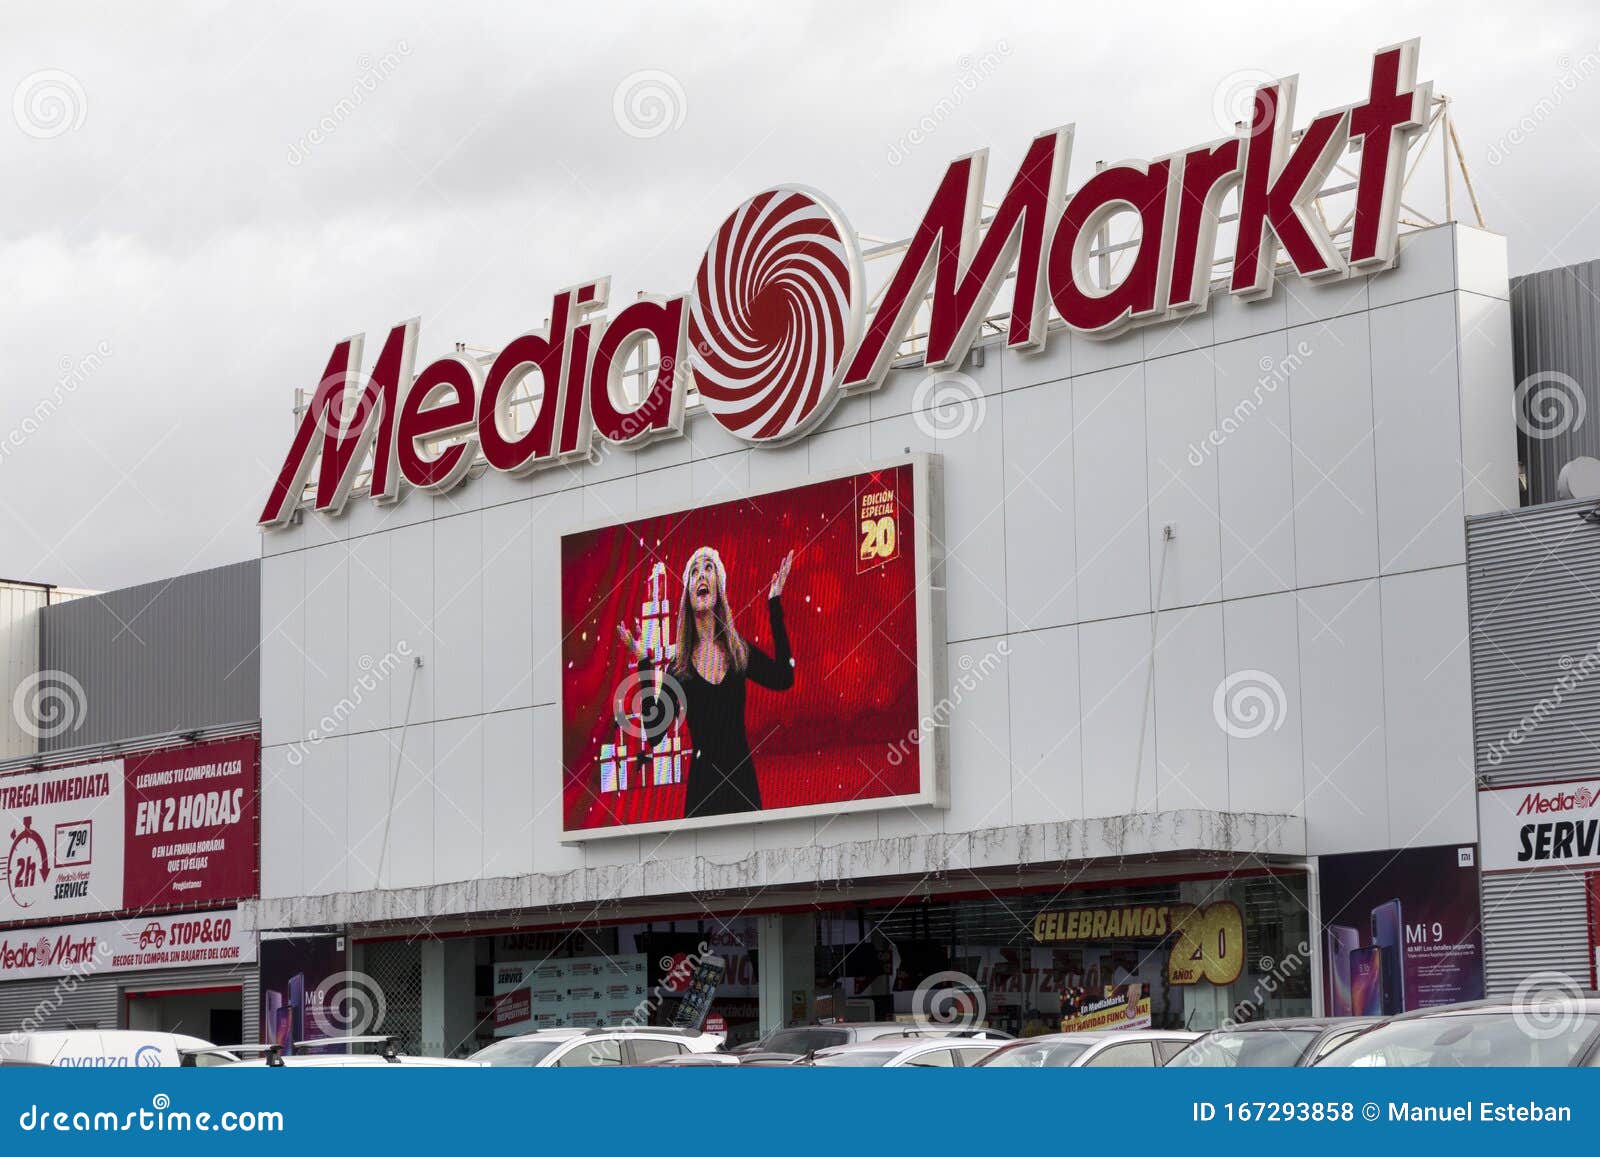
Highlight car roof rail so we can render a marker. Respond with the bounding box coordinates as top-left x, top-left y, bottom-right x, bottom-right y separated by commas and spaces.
582, 1025, 697, 1037
178, 1044, 282, 1068
292, 1034, 401, 1062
